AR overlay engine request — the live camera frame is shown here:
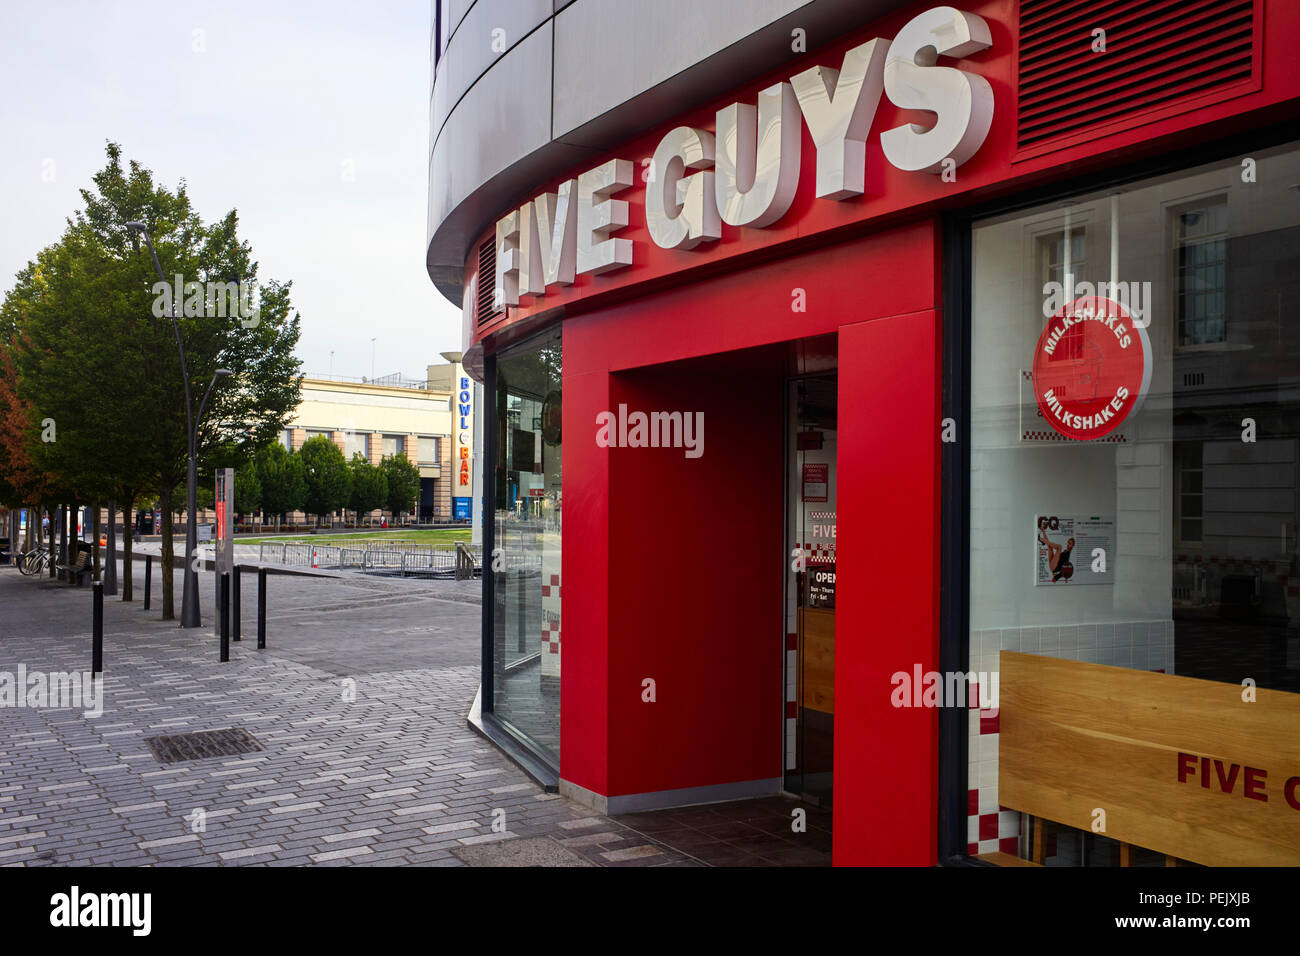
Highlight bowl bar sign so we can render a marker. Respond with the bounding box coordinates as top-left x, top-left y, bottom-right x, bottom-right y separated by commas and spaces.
453, 364, 474, 507
491, 5, 996, 308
